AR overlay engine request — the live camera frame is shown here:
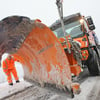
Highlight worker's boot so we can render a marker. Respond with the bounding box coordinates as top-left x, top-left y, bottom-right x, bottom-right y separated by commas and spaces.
16, 80, 20, 83
9, 83, 13, 86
